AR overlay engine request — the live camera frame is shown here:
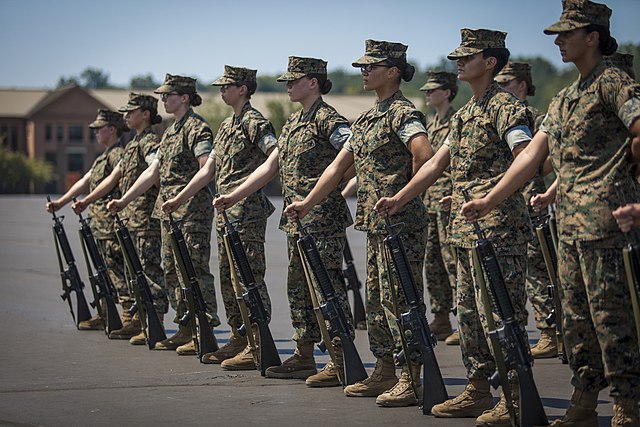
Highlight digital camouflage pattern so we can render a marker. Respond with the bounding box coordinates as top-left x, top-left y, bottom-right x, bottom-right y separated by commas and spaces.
544, 0, 611, 35
154, 108, 218, 326
154, 73, 197, 94
211, 65, 257, 86
542, 61, 640, 241
495, 62, 536, 97
211, 101, 276, 329
277, 97, 352, 237
89, 109, 127, 131
351, 39, 407, 66
346, 90, 427, 239
277, 57, 327, 82
423, 107, 455, 213
606, 52, 635, 80
558, 237, 640, 398
96, 238, 129, 303
420, 71, 457, 93
132, 232, 168, 313
118, 92, 158, 112
88, 142, 123, 238
446, 82, 532, 251
120, 127, 160, 233
447, 28, 507, 60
